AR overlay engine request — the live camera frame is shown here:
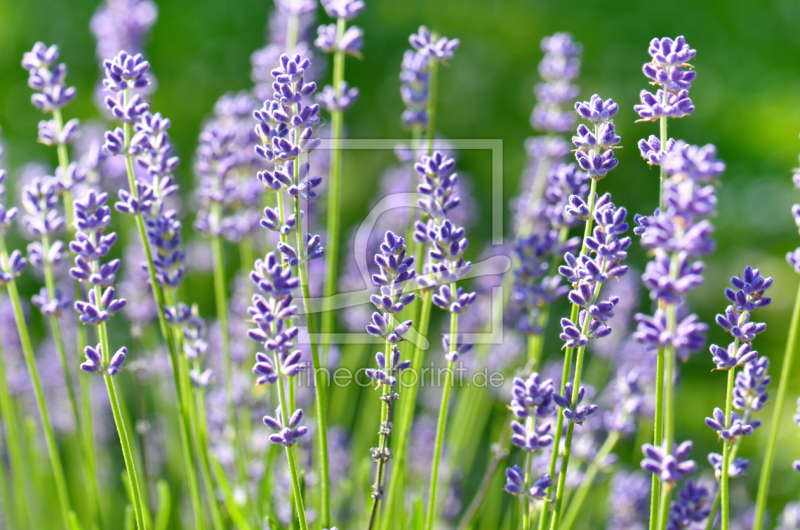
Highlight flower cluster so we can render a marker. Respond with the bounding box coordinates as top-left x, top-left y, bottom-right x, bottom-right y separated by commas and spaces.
511, 231, 574, 335
504, 465, 552, 500
399, 47, 430, 131
0, 170, 26, 287
572, 95, 620, 178
704, 267, 772, 449
248, 252, 303, 386
508, 373, 556, 453
22, 42, 77, 115
20, 177, 70, 316
558, 197, 631, 354
366, 231, 416, 345
634, 143, 725, 359
667, 480, 711, 529
641, 440, 697, 485
315, 0, 364, 62
253, 54, 325, 268
409, 25, 460, 62
69, 190, 128, 374
90, 0, 158, 63
634, 36, 696, 123
531, 32, 582, 135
